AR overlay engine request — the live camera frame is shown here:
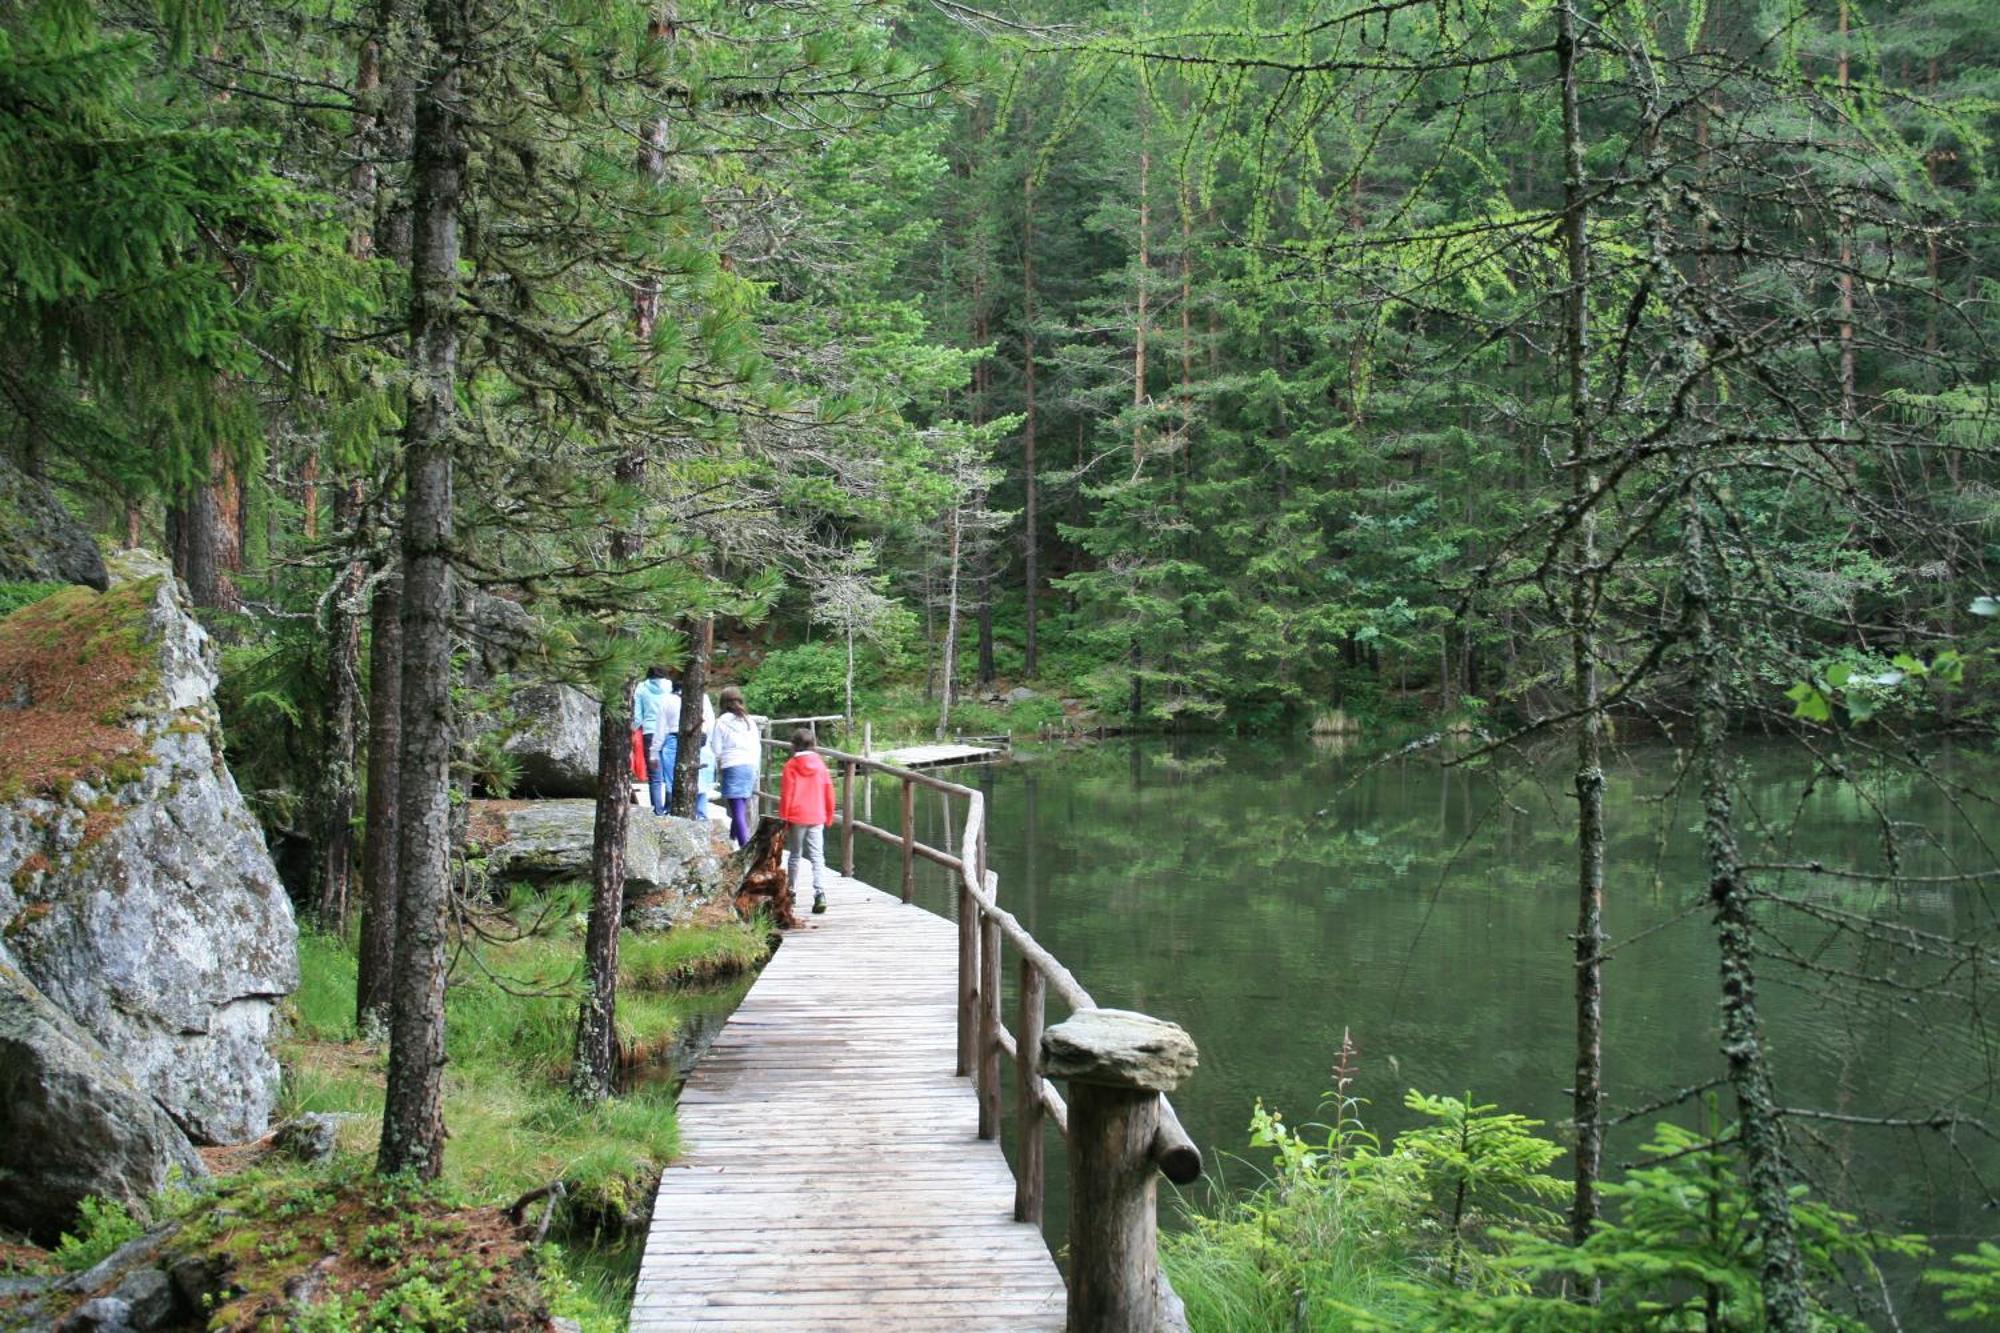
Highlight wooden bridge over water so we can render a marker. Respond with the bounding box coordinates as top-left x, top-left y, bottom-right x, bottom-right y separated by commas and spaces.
632, 746, 1201, 1331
